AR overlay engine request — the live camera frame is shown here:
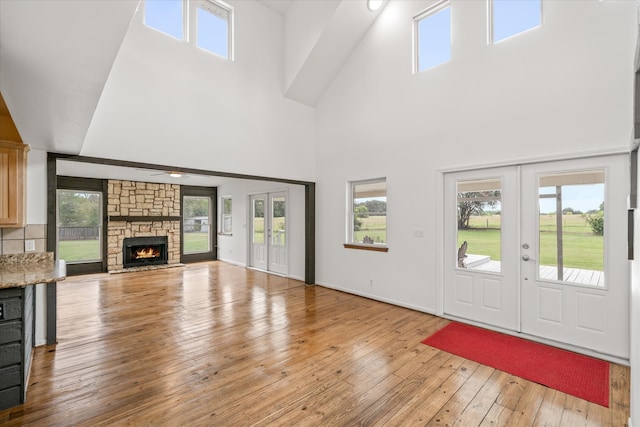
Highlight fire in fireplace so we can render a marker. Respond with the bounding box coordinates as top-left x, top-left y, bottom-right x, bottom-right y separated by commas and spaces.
123, 236, 168, 268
